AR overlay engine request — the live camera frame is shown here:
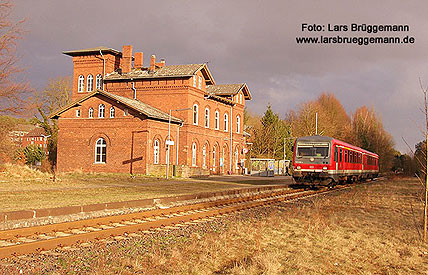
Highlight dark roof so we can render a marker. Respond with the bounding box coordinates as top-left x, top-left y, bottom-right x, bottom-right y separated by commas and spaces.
104, 64, 215, 85
63, 46, 122, 57
24, 127, 47, 137
50, 90, 182, 124
206, 83, 252, 100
